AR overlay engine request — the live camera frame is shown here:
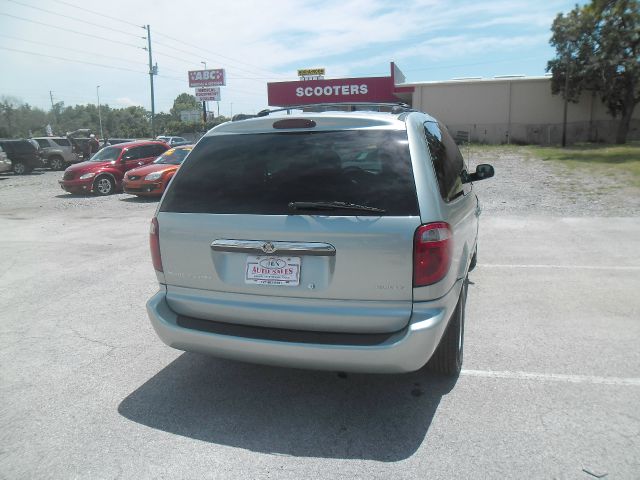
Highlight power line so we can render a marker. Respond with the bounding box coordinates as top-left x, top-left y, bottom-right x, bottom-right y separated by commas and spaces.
4, 0, 143, 39
152, 46, 288, 83
0, 12, 142, 49
152, 30, 288, 79
152, 38, 282, 80
0, 45, 147, 74
49, 0, 142, 29
9, 0, 284, 81
156, 74, 266, 98
0, 33, 146, 67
